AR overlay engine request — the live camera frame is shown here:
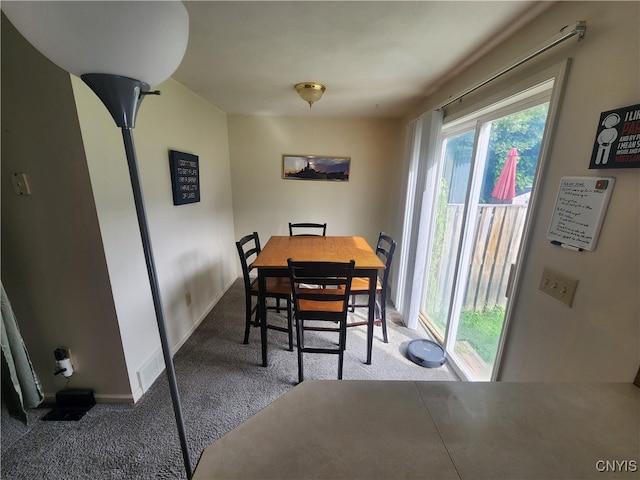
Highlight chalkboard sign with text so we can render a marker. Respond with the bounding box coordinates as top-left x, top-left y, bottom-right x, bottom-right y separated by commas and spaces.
169, 150, 200, 205
547, 176, 615, 251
